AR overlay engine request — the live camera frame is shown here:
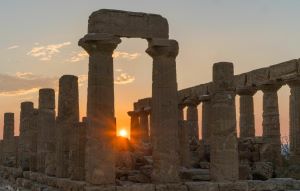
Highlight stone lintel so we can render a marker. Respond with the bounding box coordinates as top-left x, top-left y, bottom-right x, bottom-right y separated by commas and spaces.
88, 9, 169, 39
